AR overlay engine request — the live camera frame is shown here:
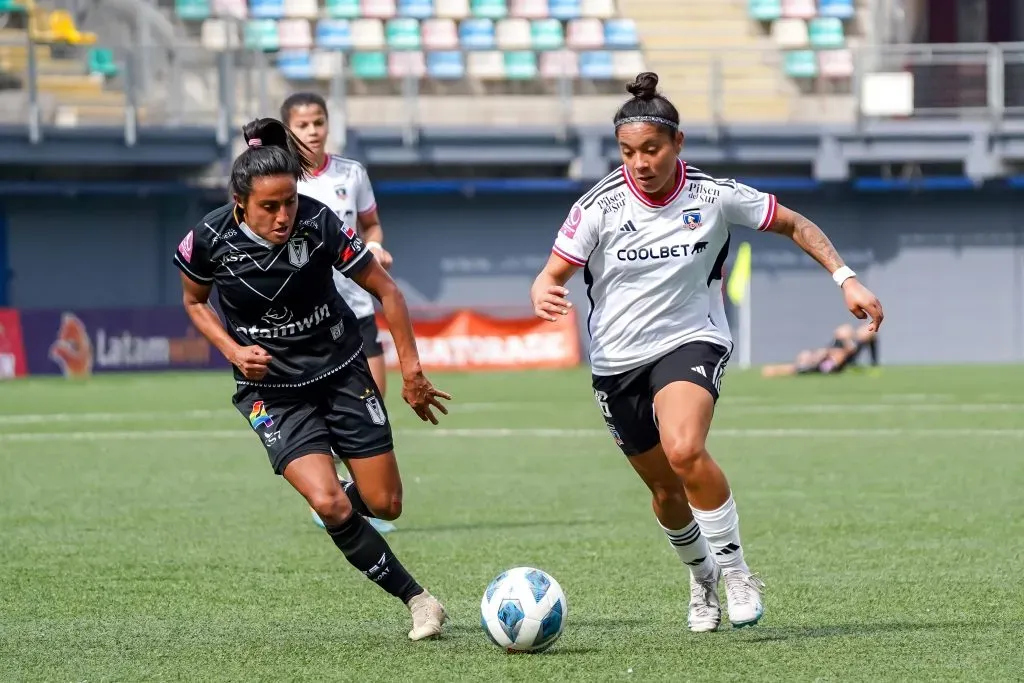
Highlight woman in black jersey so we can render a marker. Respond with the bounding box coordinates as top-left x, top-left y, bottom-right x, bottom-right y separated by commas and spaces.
173, 118, 449, 641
